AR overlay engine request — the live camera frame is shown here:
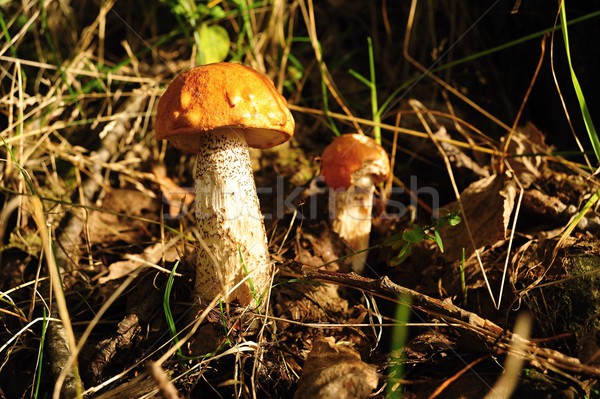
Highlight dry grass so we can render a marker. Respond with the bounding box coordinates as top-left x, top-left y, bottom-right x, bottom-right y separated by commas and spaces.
1, 0, 599, 398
